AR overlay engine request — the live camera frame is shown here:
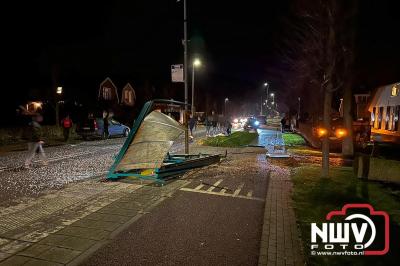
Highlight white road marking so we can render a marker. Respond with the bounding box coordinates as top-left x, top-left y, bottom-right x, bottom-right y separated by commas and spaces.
195, 184, 205, 190
233, 183, 245, 197
247, 190, 253, 197
207, 179, 223, 192
180, 187, 264, 202
220, 188, 226, 194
